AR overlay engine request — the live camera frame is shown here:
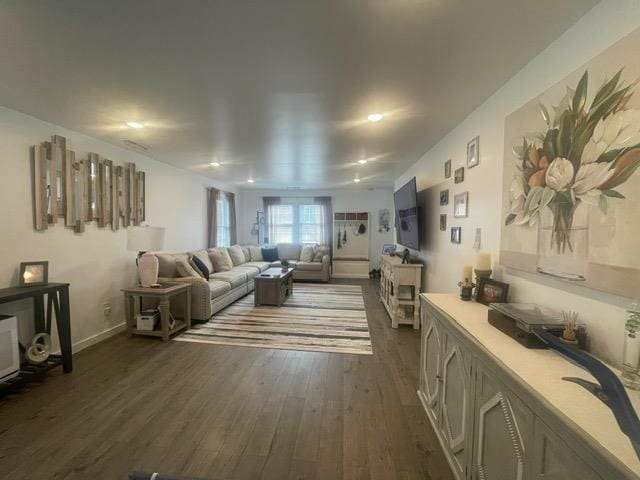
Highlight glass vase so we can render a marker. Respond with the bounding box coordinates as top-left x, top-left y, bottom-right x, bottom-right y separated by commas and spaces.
622, 300, 640, 390
536, 201, 588, 281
